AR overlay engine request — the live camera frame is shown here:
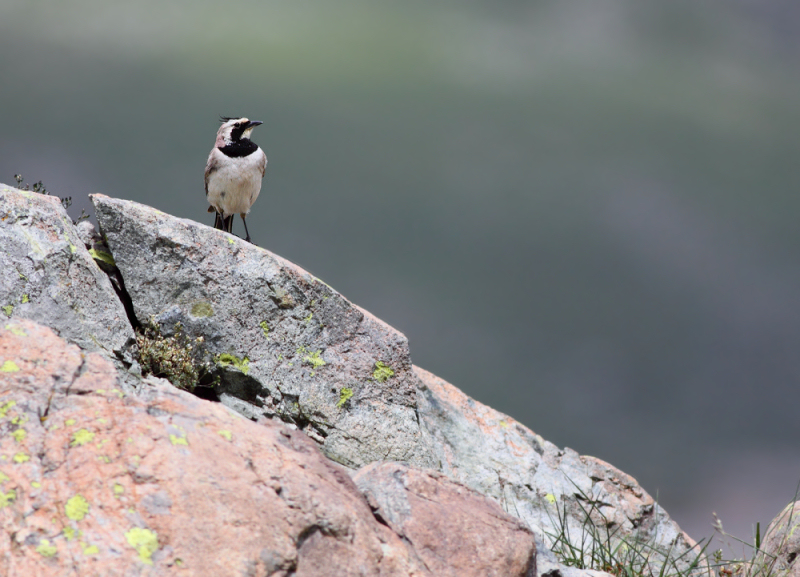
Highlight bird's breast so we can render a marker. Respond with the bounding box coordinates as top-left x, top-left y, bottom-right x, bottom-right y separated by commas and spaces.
206, 148, 266, 216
